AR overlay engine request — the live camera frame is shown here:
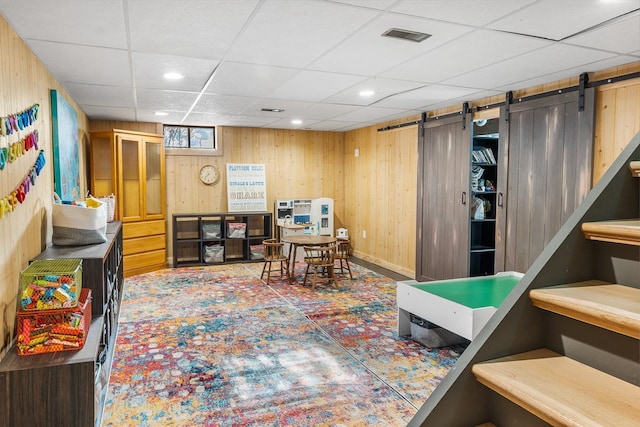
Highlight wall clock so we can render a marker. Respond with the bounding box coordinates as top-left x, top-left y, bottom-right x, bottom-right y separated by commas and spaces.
199, 164, 220, 185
